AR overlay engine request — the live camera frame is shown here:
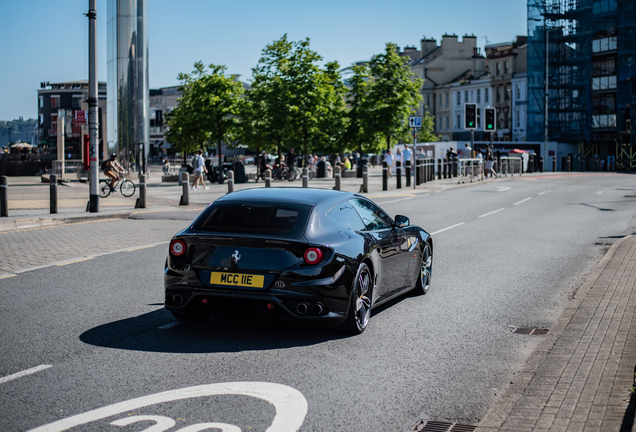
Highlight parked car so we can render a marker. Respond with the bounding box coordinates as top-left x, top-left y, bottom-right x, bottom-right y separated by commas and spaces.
164, 188, 433, 334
